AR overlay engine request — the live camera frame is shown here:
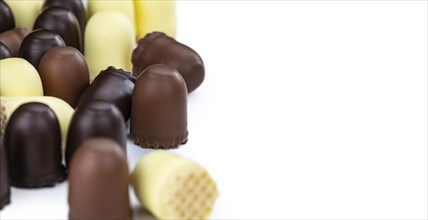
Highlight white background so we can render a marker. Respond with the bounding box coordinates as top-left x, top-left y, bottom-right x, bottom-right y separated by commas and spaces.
1, 1, 427, 219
